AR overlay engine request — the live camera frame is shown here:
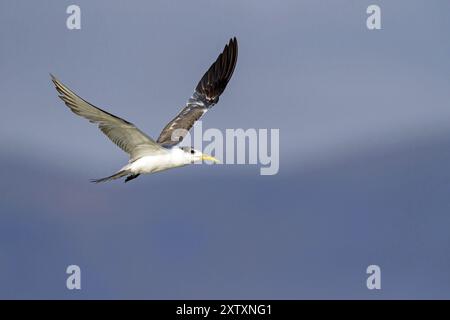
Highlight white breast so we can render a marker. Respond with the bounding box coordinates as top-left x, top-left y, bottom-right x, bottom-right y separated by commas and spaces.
128, 149, 188, 174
